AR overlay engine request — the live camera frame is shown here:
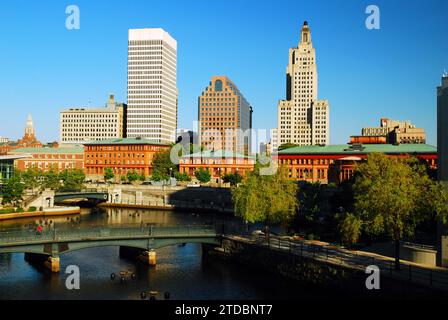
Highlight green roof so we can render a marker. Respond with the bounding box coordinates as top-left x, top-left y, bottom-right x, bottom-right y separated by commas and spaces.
182, 149, 255, 159
84, 138, 169, 146
278, 144, 437, 155
12, 147, 84, 154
